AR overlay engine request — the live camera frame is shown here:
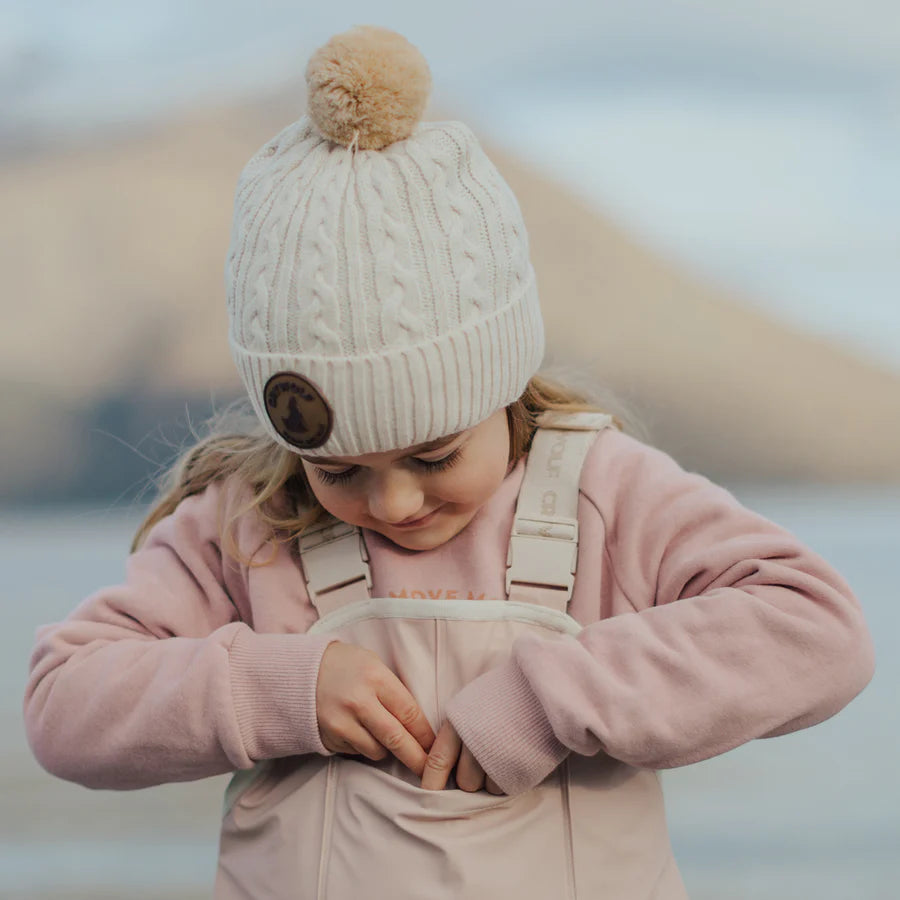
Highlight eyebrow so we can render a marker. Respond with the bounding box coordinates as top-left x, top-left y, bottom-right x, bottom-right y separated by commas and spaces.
299, 433, 461, 466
